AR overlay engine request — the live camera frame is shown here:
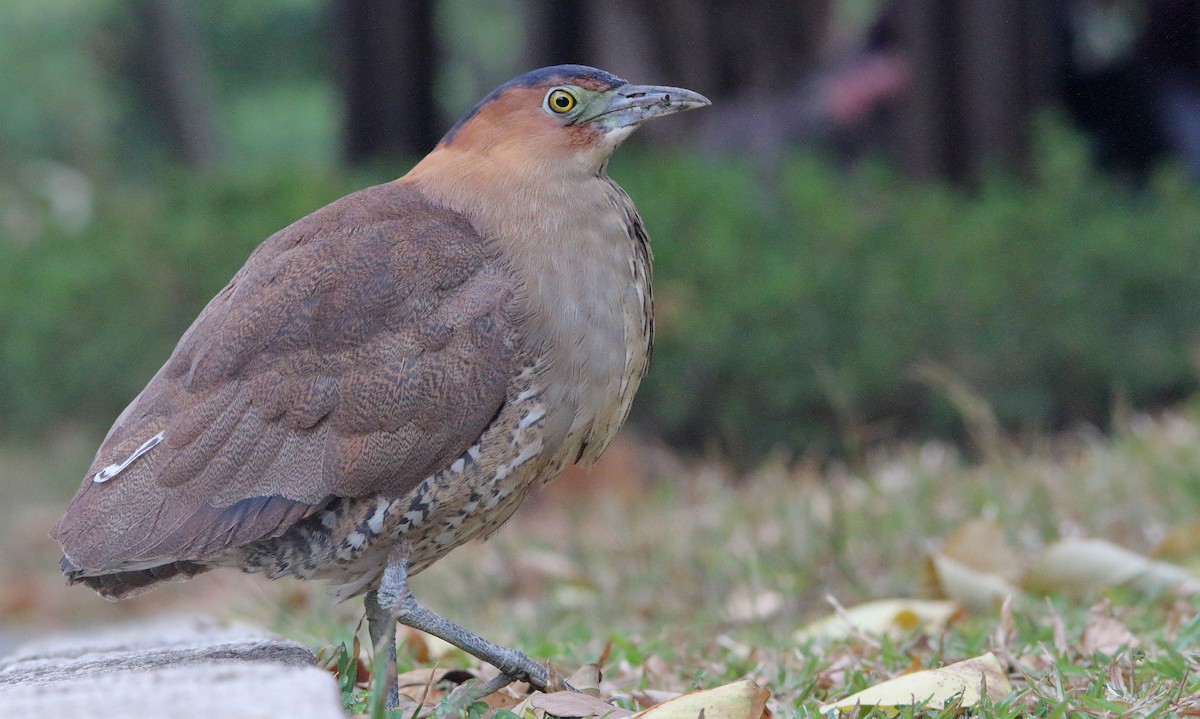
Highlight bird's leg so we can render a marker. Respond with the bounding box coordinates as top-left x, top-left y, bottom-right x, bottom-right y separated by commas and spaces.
375, 546, 550, 697
364, 587, 400, 709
